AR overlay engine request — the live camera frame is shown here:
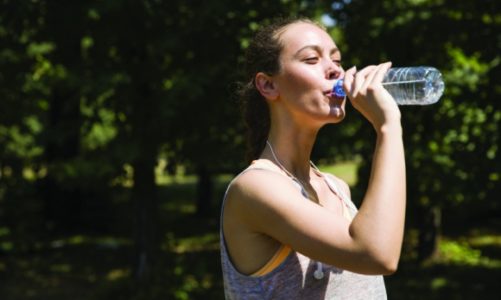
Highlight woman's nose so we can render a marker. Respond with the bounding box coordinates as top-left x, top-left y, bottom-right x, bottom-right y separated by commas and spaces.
326, 63, 342, 80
